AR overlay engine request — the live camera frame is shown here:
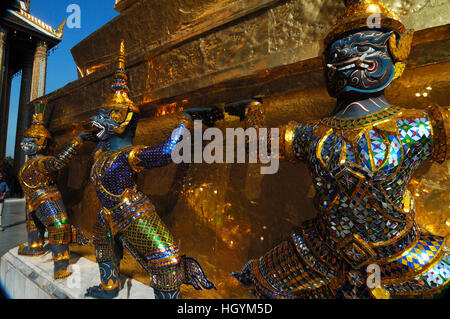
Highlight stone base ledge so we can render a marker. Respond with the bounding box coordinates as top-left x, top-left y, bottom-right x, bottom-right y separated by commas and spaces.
0, 245, 155, 299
